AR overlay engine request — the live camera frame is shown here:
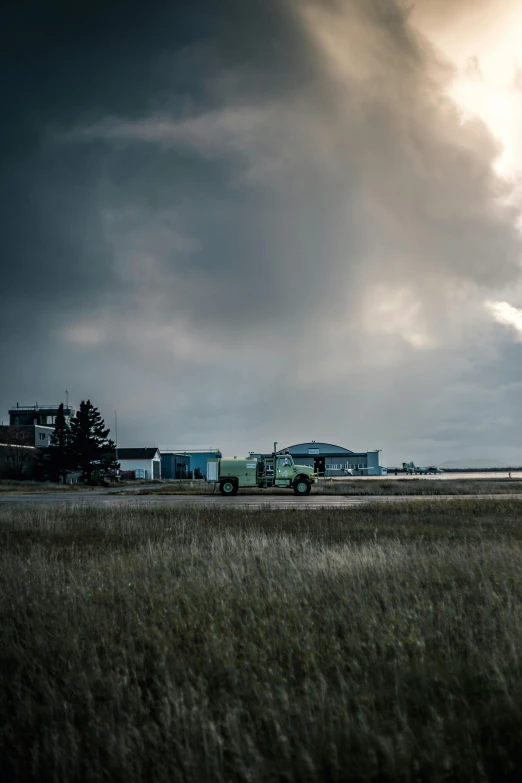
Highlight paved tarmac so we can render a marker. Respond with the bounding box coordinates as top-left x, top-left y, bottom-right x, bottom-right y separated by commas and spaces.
0, 490, 364, 510
2, 489, 522, 510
